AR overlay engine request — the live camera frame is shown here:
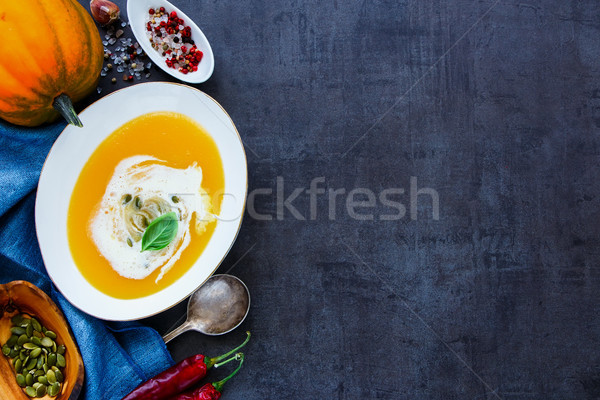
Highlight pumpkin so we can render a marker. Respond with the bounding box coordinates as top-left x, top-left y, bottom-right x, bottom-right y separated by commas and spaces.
0, 281, 84, 400
0, 0, 104, 127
